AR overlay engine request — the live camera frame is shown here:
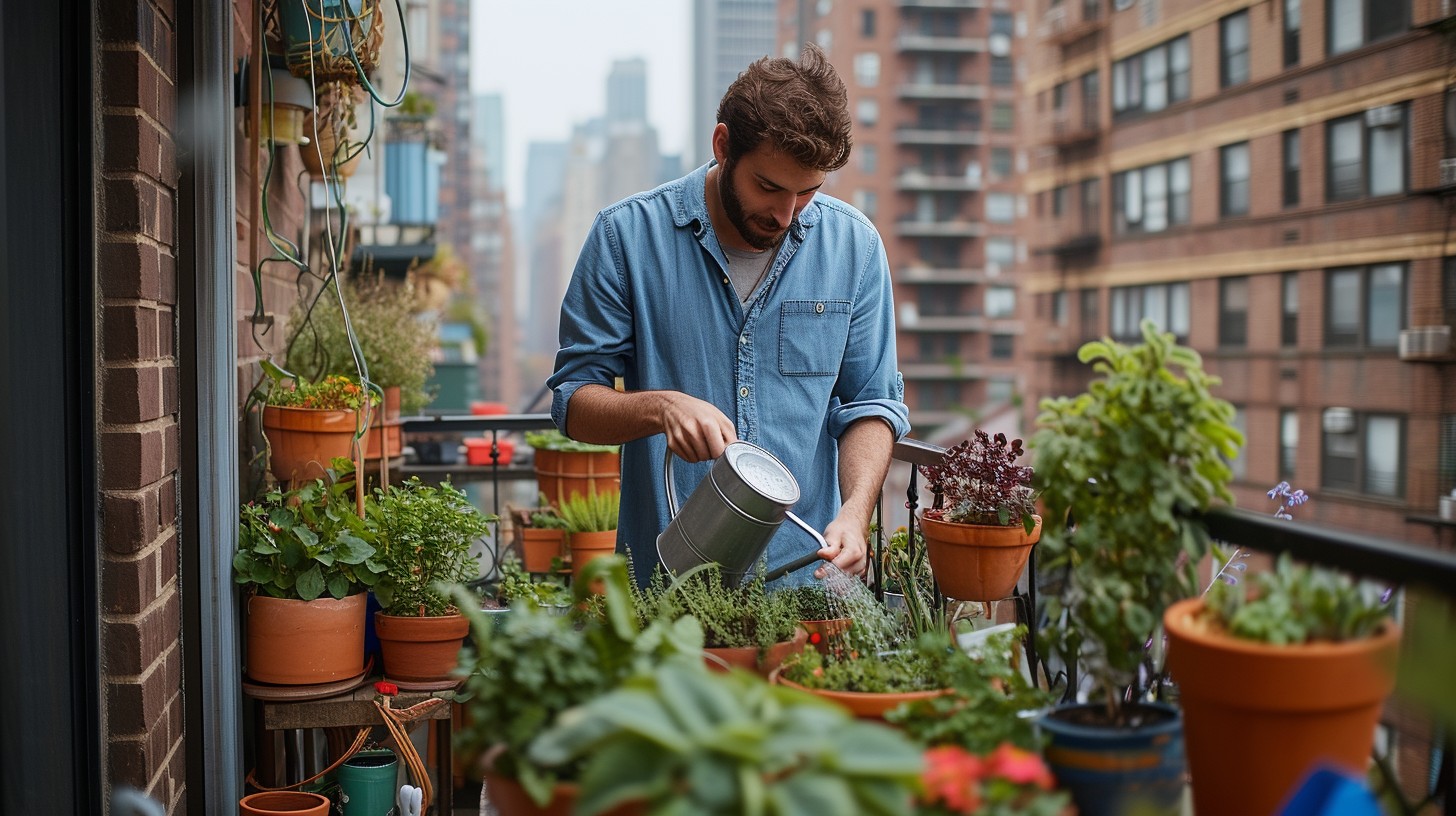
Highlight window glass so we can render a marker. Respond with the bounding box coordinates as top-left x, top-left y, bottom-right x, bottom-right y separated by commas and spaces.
861, 144, 877, 174
1329, 0, 1363, 55
986, 193, 1016, 223
1324, 426, 1359, 491
1369, 113, 1406, 196
1169, 283, 1191, 337
1280, 410, 1299, 478
1170, 159, 1191, 224
1329, 117, 1363, 200
1328, 268, 1362, 344
986, 286, 1017, 318
1368, 263, 1404, 346
1222, 12, 1250, 87
854, 53, 880, 87
1144, 163, 1168, 232
1143, 47, 1168, 112
857, 98, 878, 126
1230, 408, 1249, 480
1222, 143, 1250, 216
1365, 416, 1401, 496
986, 236, 1016, 267
1170, 37, 1191, 101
